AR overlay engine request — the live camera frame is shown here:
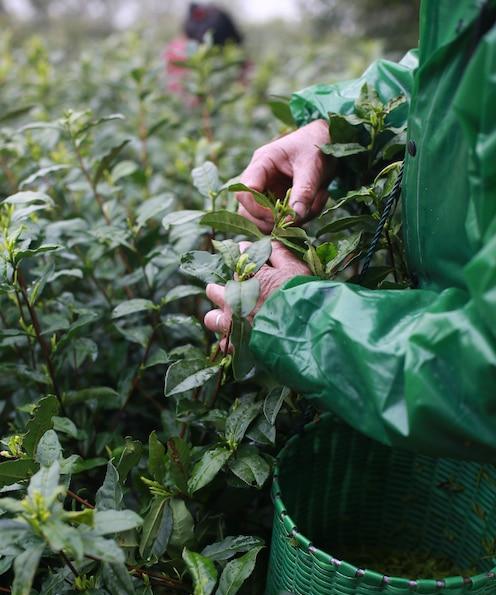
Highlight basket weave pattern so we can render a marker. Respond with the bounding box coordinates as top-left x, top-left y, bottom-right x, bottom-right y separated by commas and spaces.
266, 415, 496, 595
